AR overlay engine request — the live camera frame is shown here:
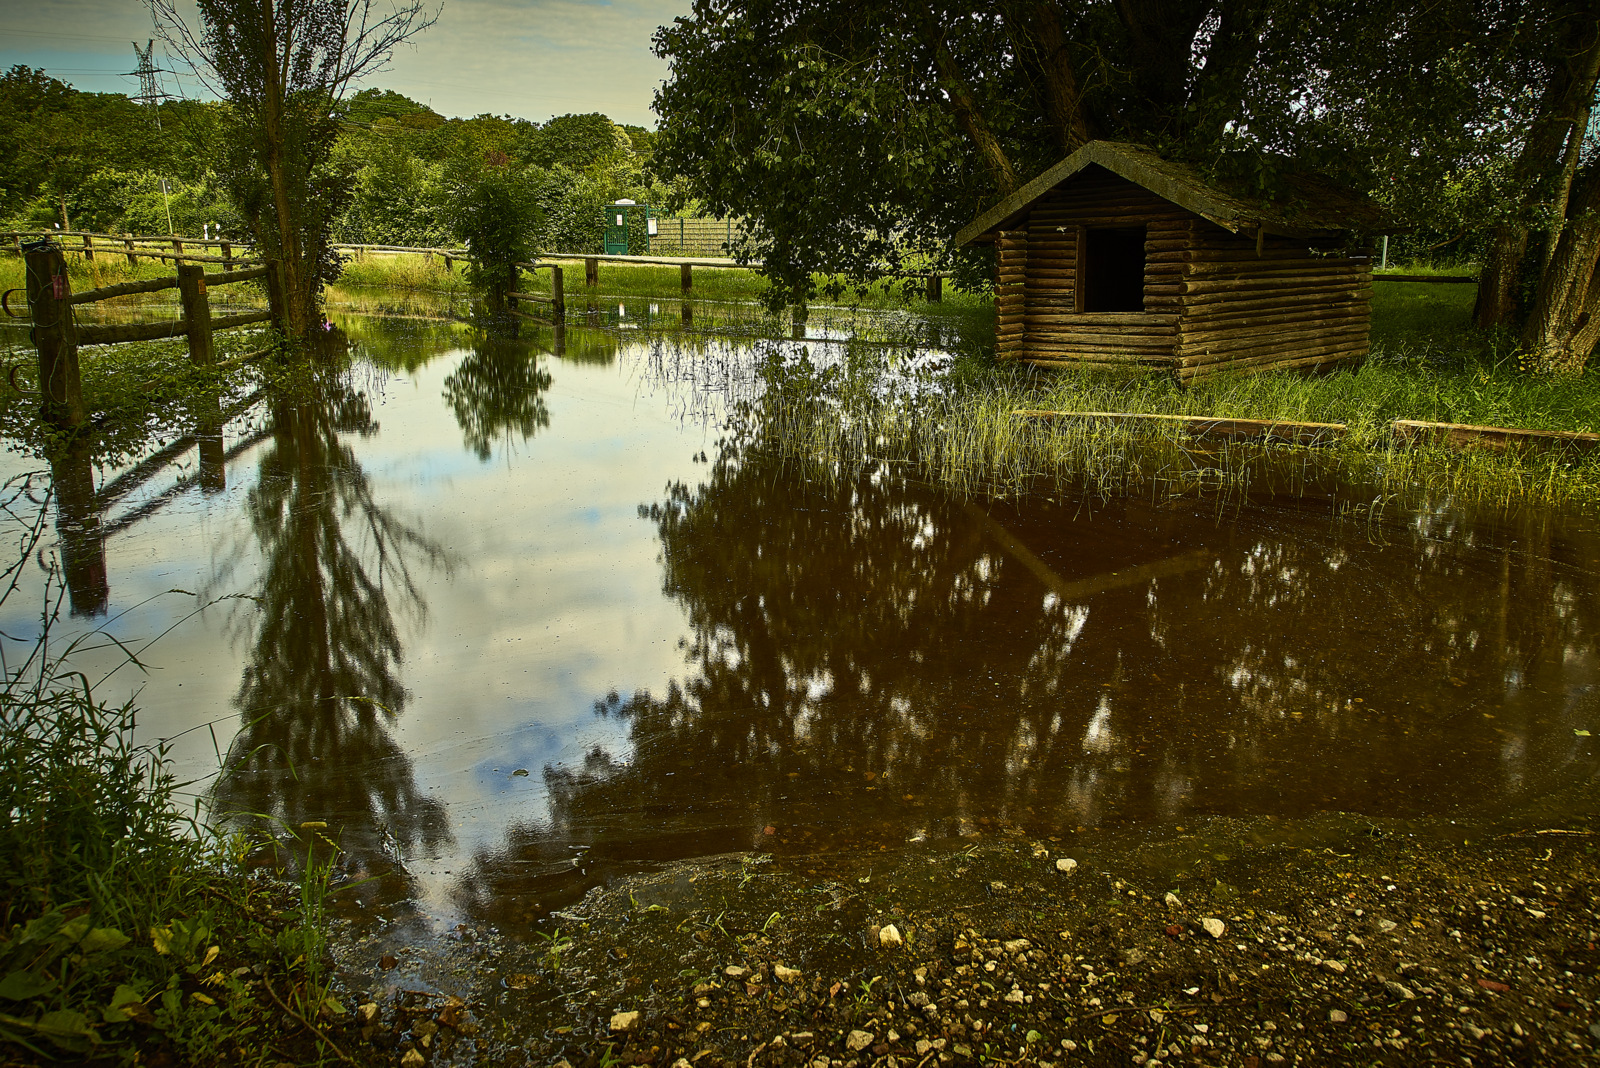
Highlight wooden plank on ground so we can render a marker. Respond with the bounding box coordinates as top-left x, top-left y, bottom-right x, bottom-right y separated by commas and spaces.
1392, 419, 1600, 455
1014, 409, 1348, 445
